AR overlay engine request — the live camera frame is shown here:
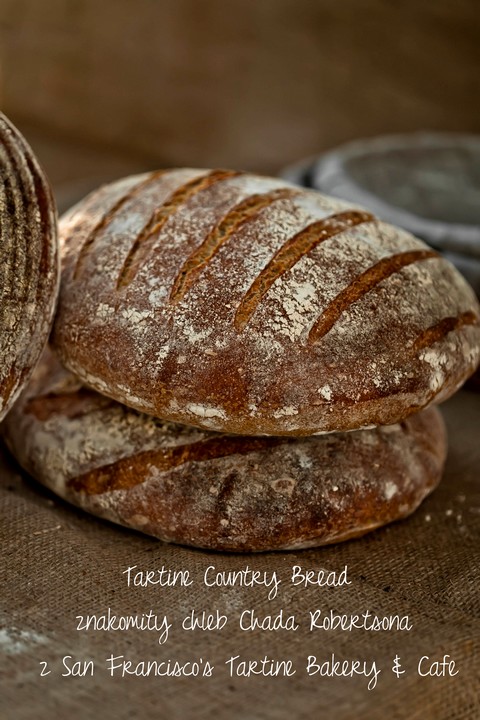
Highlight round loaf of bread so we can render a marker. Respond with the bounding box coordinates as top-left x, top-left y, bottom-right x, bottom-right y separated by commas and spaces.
3, 349, 447, 552
51, 169, 480, 435
0, 113, 58, 421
